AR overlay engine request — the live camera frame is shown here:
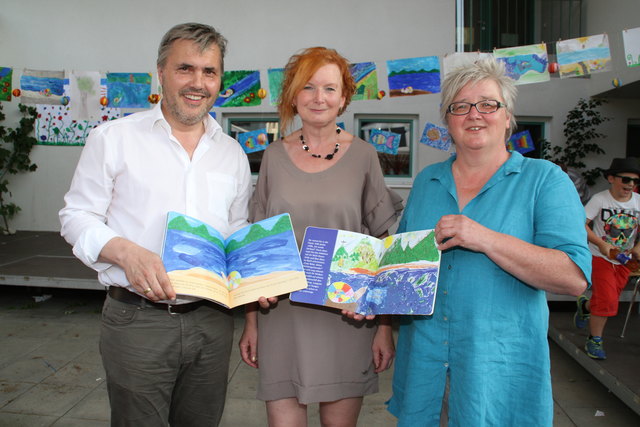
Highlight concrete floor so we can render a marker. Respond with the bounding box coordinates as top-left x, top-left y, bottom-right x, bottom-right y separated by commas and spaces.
0, 287, 638, 426
0, 231, 639, 426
